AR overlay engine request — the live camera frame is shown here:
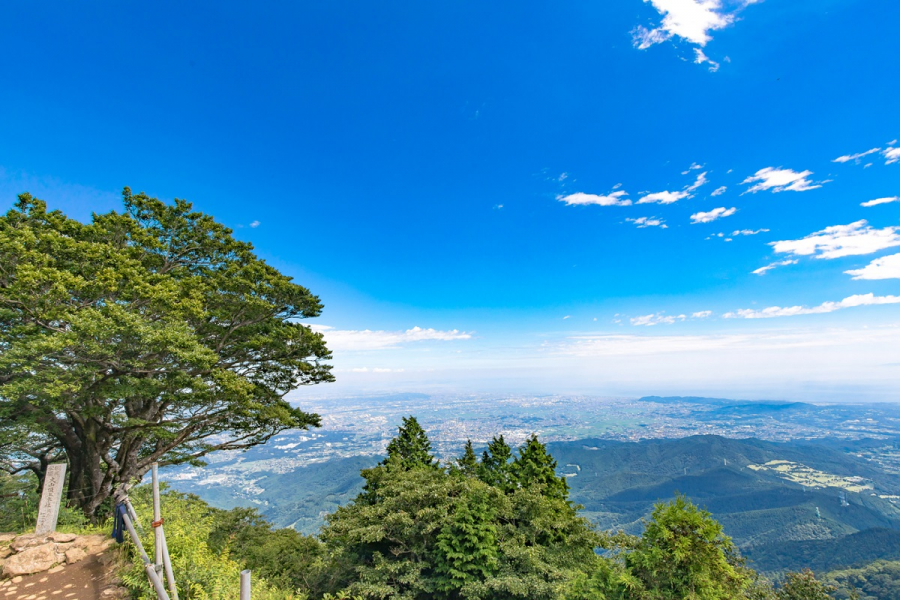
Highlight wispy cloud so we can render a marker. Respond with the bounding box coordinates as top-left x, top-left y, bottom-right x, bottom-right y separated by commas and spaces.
558, 191, 631, 206
861, 196, 899, 207
682, 163, 703, 175
694, 48, 720, 71
752, 259, 798, 275
732, 228, 769, 236
833, 147, 881, 164
692, 310, 713, 318
690, 206, 736, 224
627, 216, 668, 228
845, 253, 900, 280
885, 146, 900, 165
249, 220, 260, 228
685, 171, 709, 192
771, 220, 900, 259
711, 186, 727, 196
631, 313, 687, 326
638, 171, 706, 205
310, 325, 471, 351
724, 293, 900, 319
742, 167, 822, 193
